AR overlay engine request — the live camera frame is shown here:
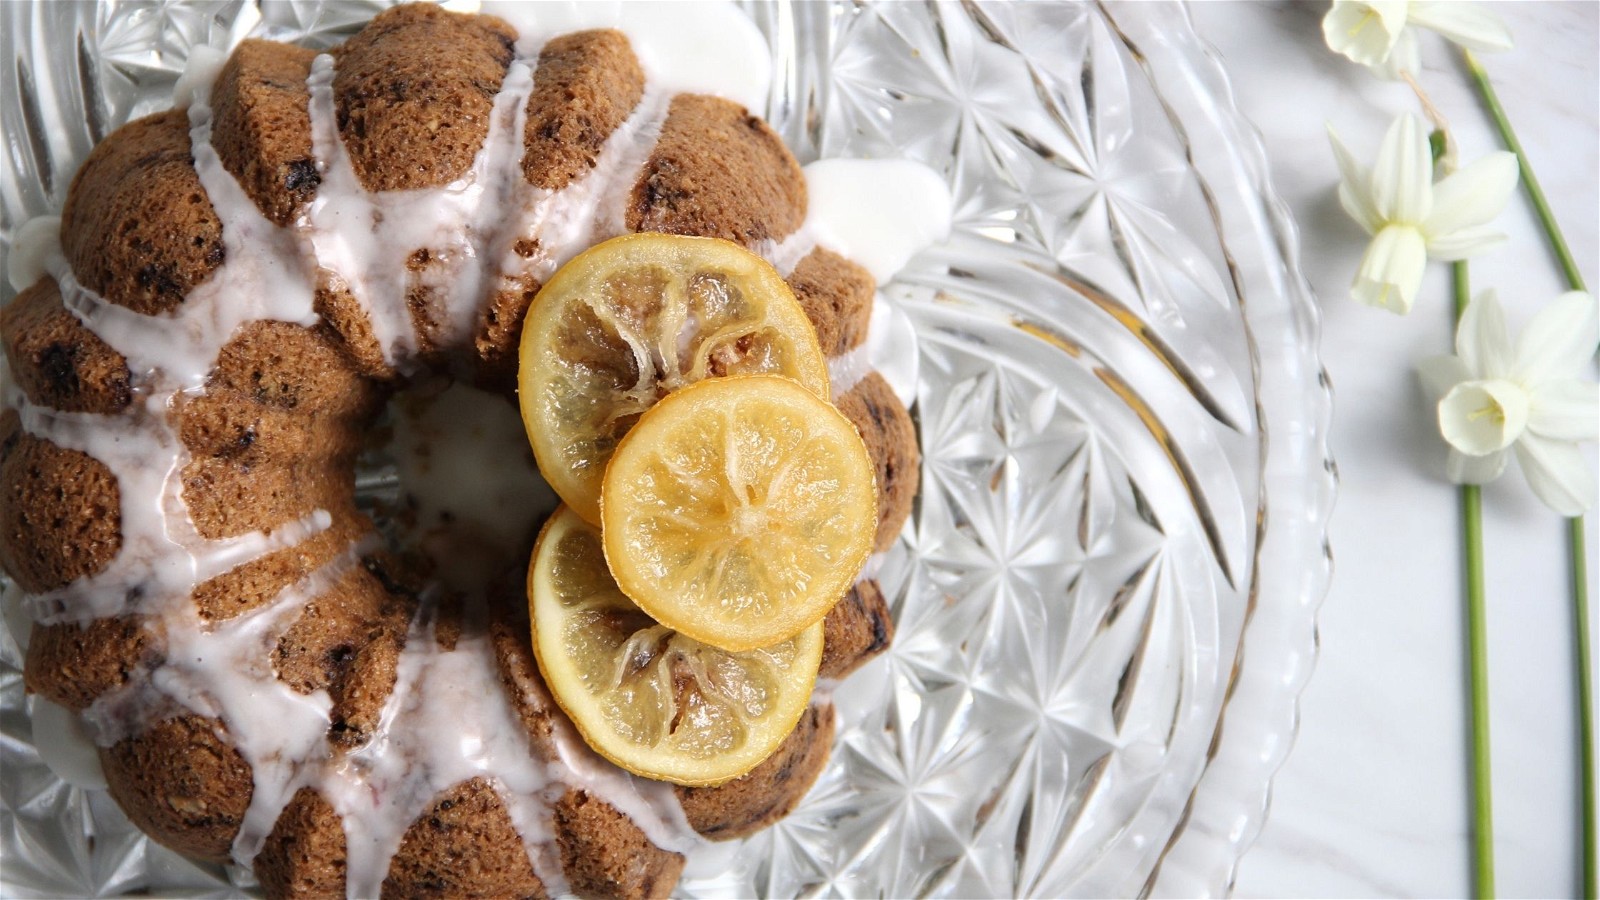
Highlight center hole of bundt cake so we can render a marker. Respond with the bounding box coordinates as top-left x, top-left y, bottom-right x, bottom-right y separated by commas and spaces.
360, 379, 556, 593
